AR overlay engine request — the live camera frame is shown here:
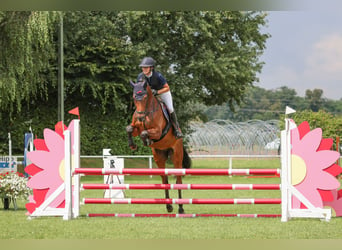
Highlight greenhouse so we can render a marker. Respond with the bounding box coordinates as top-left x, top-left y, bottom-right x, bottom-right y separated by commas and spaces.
186, 119, 280, 155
